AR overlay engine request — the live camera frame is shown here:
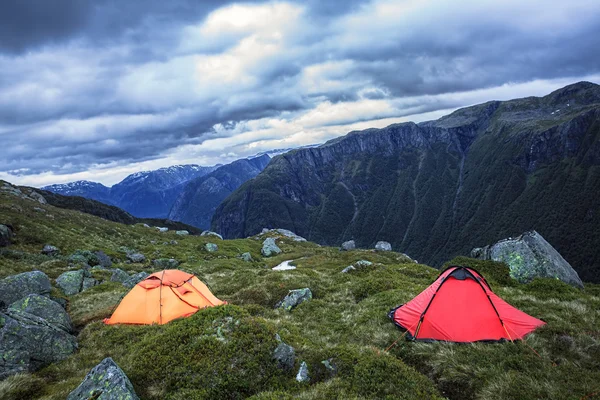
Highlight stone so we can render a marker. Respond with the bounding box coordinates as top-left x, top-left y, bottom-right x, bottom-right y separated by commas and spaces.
0, 309, 77, 379
110, 268, 130, 283
169, 240, 178, 245
340, 240, 356, 251
123, 272, 149, 289
355, 260, 373, 268
56, 270, 85, 296
261, 228, 306, 242
471, 230, 584, 288
375, 241, 392, 251
82, 277, 99, 291
341, 265, 356, 273
0, 271, 51, 308
94, 251, 112, 268
8, 294, 72, 332
296, 361, 309, 383
240, 252, 253, 262
0, 224, 13, 247
176, 230, 189, 236
42, 244, 60, 256
201, 230, 223, 240
28, 191, 47, 204
205, 243, 218, 252
273, 335, 295, 372
143, 223, 150, 228
67, 357, 139, 400
69, 250, 100, 266
321, 358, 337, 375
126, 252, 146, 263
156, 227, 169, 233
33, 207, 46, 213
276, 288, 312, 311
261, 237, 282, 257
152, 258, 180, 269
